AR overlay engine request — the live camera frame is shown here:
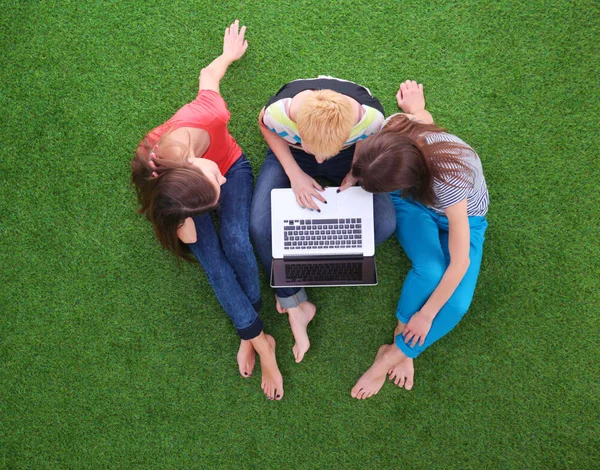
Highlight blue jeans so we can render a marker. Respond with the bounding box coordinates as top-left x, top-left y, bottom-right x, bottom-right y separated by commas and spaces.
249, 146, 396, 308
186, 155, 263, 340
391, 193, 488, 358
